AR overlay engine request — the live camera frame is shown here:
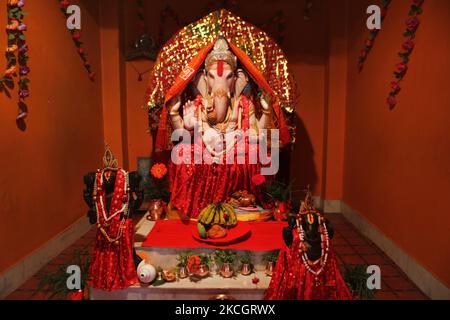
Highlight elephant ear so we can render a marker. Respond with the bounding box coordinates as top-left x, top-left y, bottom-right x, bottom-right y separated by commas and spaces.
193, 70, 207, 98
235, 69, 249, 97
